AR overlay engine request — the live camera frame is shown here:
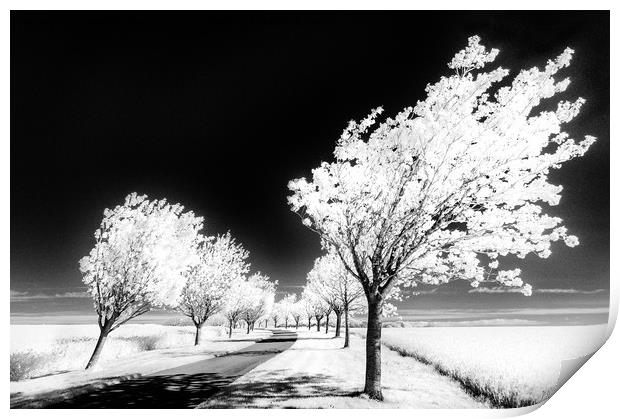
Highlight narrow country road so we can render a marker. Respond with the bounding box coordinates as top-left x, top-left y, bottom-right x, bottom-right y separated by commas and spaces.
46, 329, 297, 408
